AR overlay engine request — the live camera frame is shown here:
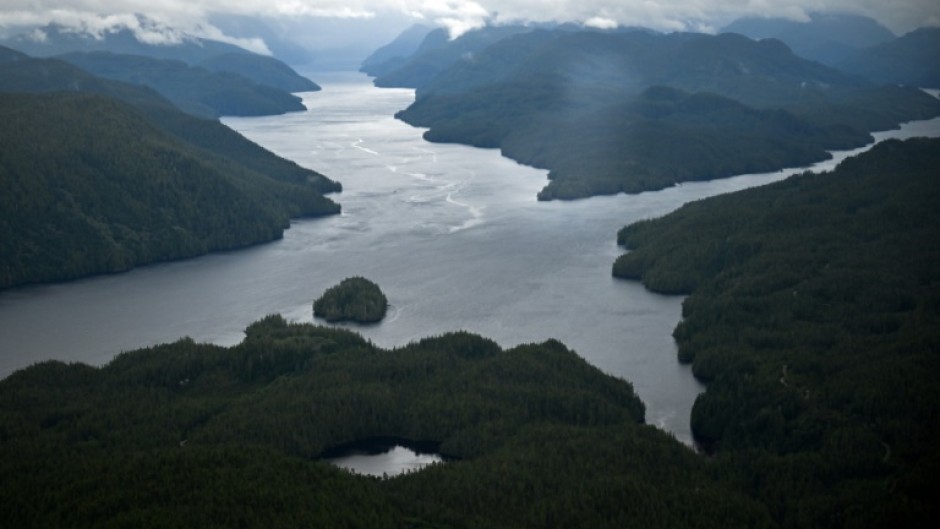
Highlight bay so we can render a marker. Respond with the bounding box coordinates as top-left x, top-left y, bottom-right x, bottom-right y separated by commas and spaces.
0, 72, 937, 446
